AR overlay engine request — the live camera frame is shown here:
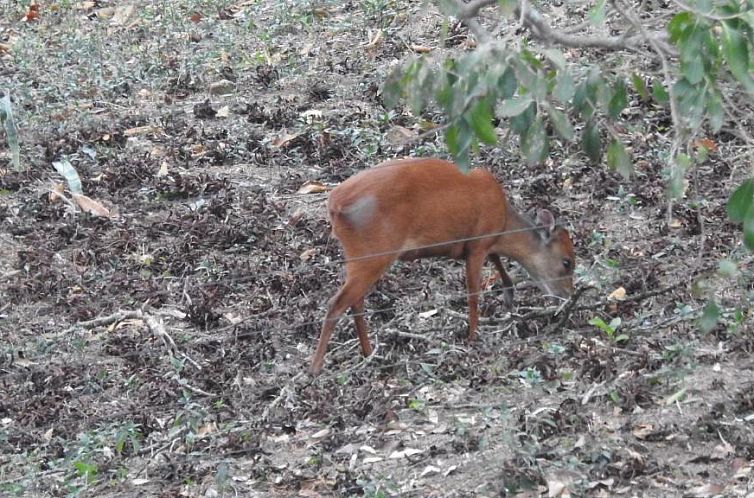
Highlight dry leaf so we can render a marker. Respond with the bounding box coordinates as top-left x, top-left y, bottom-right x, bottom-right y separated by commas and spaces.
608, 287, 626, 301
24, 4, 40, 22
411, 44, 432, 53
72, 193, 113, 218
197, 422, 217, 436
694, 138, 717, 151
216, 105, 230, 118
111, 5, 135, 25
49, 184, 66, 203
124, 125, 159, 137
547, 473, 572, 498
310, 428, 330, 439
420, 465, 441, 477
189, 11, 202, 23
77, 1, 96, 9
712, 439, 734, 460
300, 109, 323, 122
388, 447, 424, 459
685, 483, 726, 497
272, 132, 300, 148
669, 218, 682, 228
632, 423, 654, 440
418, 309, 438, 319
96, 7, 115, 19
312, 7, 330, 18
365, 30, 383, 50
297, 181, 327, 194
385, 125, 414, 147
299, 43, 315, 56
732, 458, 751, 480
156, 161, 169, 177
461, 38, 477, 49
300, 248, 317, 261
209, 80, 234, 95
114, 318, 144, 330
